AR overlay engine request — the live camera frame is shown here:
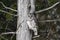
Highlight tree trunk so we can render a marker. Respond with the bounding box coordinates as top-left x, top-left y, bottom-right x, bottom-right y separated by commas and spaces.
16, 0, 32, 40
